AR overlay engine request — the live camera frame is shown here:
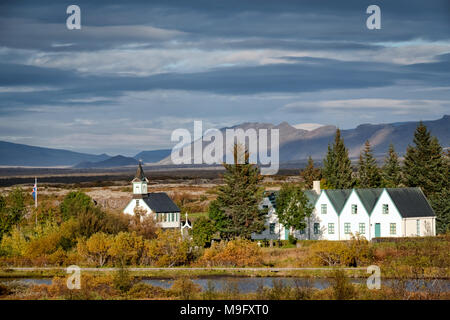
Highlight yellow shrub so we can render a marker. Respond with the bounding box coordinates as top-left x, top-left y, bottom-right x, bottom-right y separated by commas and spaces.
198, 239, 263, 267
